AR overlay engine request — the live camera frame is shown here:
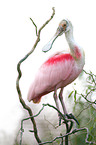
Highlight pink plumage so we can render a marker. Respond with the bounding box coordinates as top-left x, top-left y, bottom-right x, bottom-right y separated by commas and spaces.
27, 19, 85, 105
28, 52, 83, 103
